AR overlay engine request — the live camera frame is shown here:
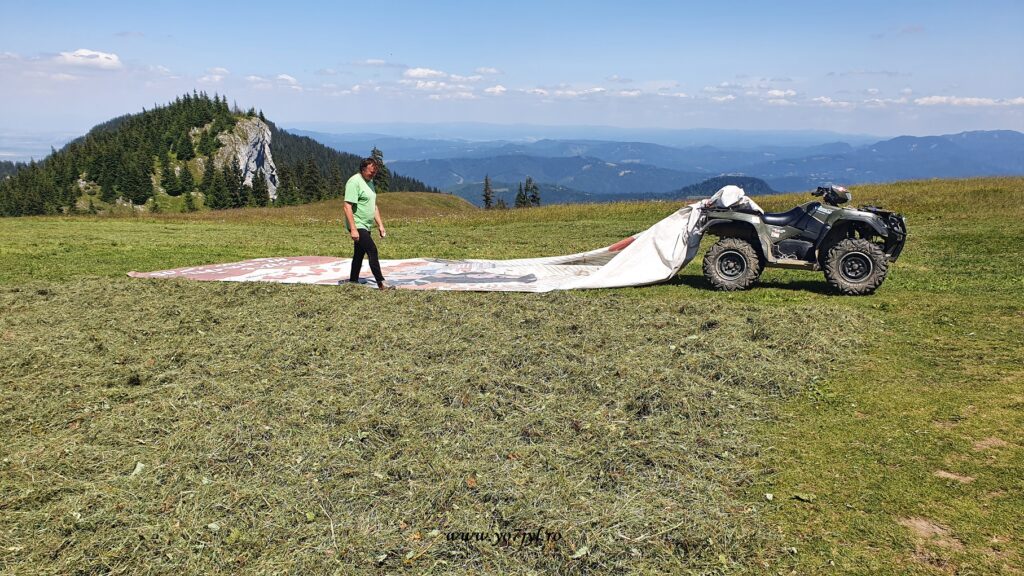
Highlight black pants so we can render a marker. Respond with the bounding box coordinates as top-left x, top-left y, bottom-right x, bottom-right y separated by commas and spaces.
350, 228, 385, 285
